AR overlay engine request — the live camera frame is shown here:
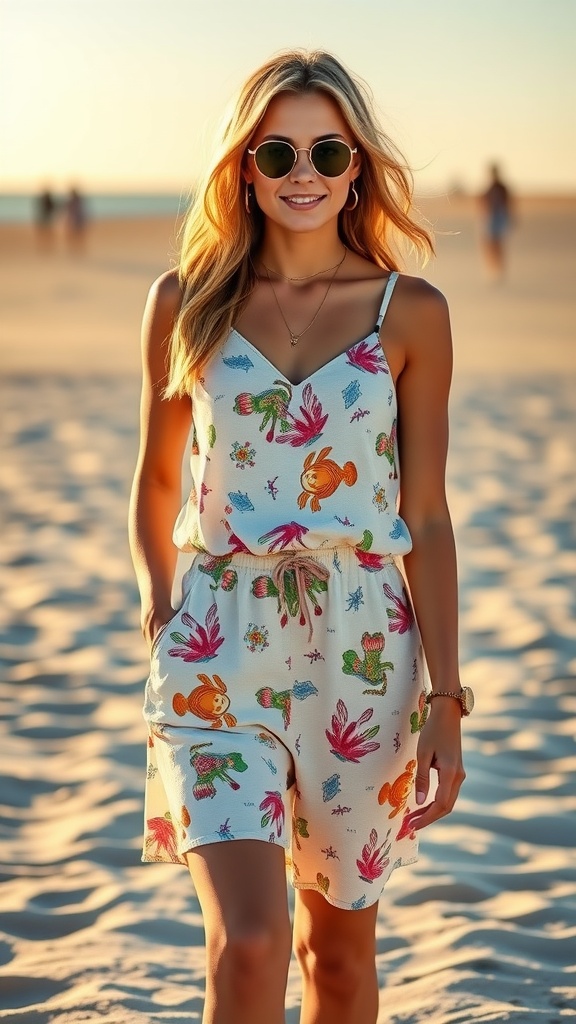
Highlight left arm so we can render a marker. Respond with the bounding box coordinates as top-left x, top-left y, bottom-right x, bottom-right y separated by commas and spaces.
394, 279, 466, 830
